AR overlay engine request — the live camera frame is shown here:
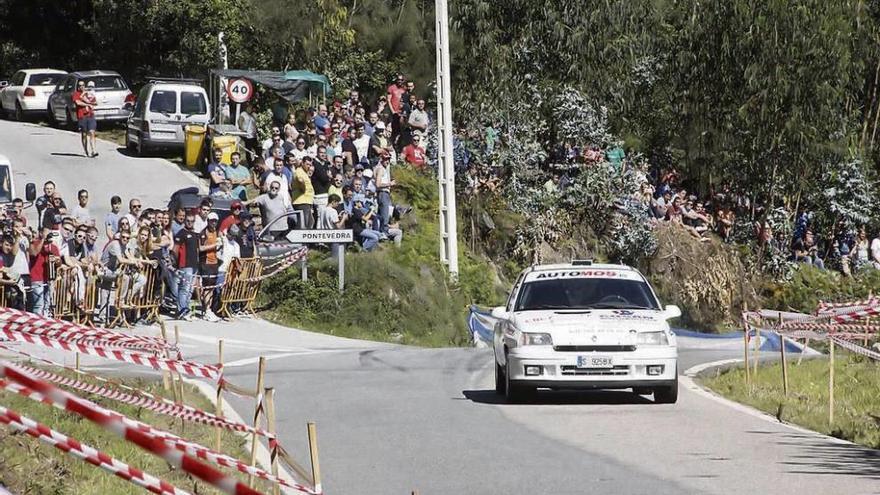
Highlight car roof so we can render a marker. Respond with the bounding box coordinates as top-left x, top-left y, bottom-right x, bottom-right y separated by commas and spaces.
529, 262, 637, 272
0, 154, 9, 166
71, 70, 123, 78
19, 69, 67, 75
147, 82, 206, 92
